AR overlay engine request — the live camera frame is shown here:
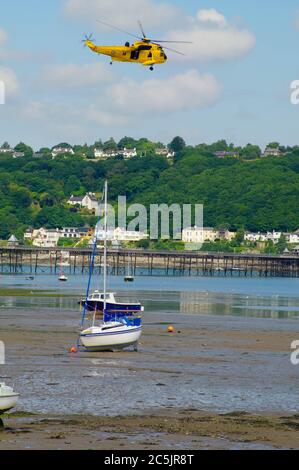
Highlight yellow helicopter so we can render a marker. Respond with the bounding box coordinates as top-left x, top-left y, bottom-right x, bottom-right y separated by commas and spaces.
82, 20, 192, 71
